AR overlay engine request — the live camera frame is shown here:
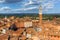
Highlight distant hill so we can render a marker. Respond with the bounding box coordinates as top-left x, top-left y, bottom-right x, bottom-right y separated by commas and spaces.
0, 13, 60, 18
0, 13, 60, 20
